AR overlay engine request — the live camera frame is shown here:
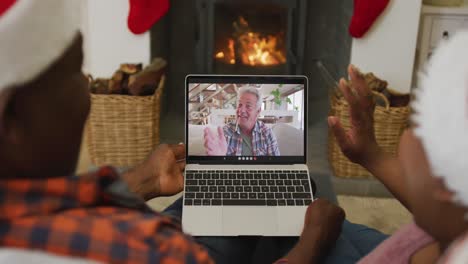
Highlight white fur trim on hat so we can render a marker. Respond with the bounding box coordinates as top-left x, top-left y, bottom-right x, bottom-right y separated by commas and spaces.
440, 232, 468, 263
0, 0, 80, 90
413, 30, 468, 208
